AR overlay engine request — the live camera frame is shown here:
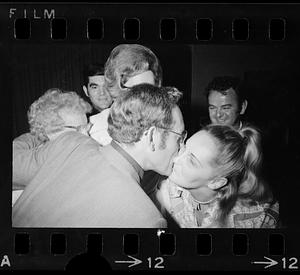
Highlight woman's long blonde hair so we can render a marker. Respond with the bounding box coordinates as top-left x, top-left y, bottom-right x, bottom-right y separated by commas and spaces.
204, 124, 274, 226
